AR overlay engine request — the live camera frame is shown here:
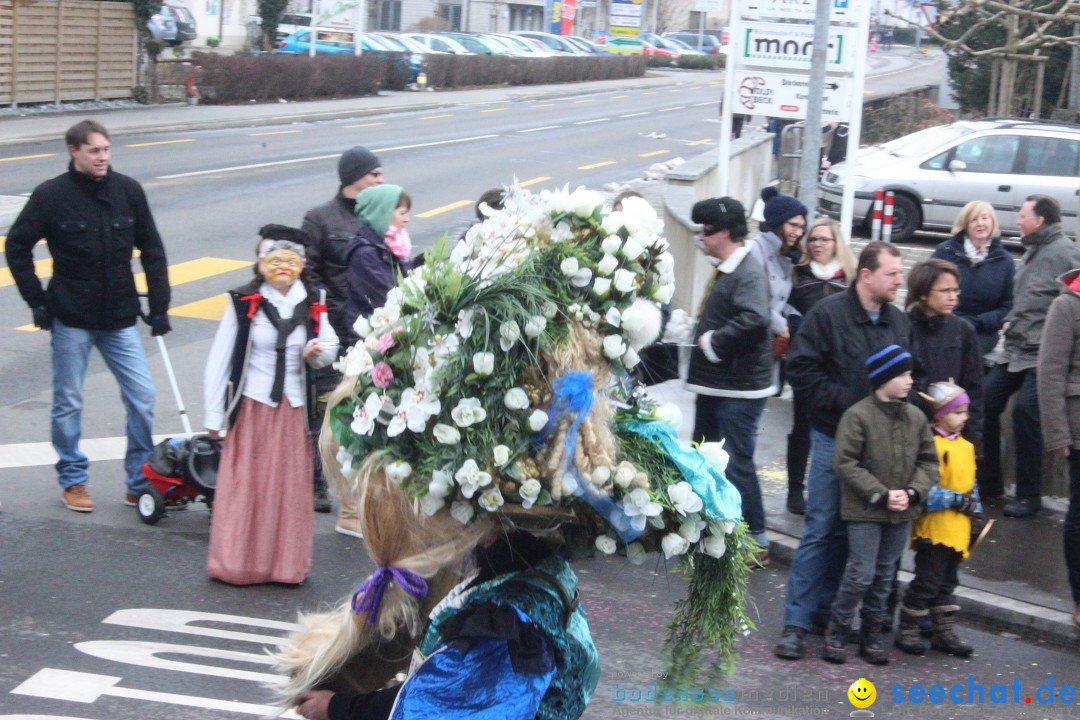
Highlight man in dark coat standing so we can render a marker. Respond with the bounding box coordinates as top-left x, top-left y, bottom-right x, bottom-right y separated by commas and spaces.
685, 197, 775, 565
773, 242, 909, 660
5, 119, 171, 513
299, 146, 383, 531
